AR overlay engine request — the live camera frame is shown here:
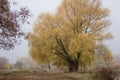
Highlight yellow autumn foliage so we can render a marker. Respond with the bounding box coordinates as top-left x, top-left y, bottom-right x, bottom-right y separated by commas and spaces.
27, 0, 112, 72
